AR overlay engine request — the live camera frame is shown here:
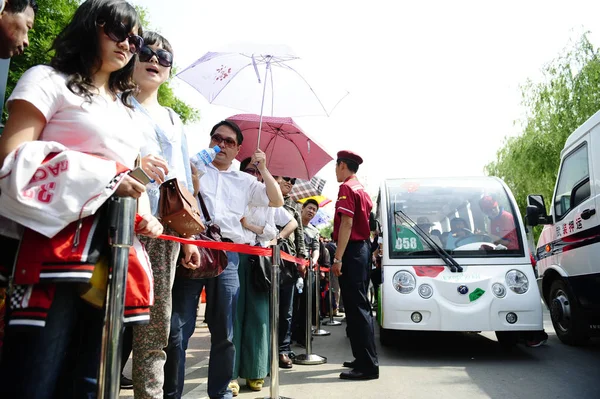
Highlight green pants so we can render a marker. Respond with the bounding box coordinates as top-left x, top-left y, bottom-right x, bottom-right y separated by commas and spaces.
232, 253, 270, 379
